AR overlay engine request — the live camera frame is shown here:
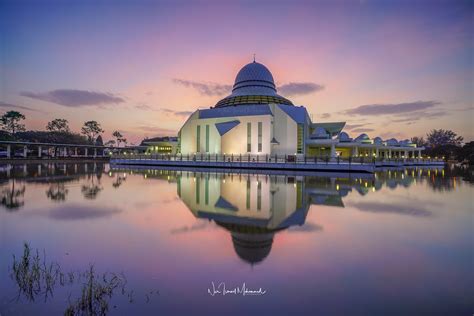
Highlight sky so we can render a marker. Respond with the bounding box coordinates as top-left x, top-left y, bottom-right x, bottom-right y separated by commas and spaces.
0, 0, 472, 144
